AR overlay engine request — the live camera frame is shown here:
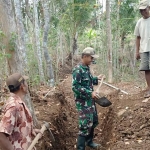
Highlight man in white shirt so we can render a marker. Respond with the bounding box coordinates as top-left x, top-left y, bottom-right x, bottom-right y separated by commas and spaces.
134, 0, 150, 98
